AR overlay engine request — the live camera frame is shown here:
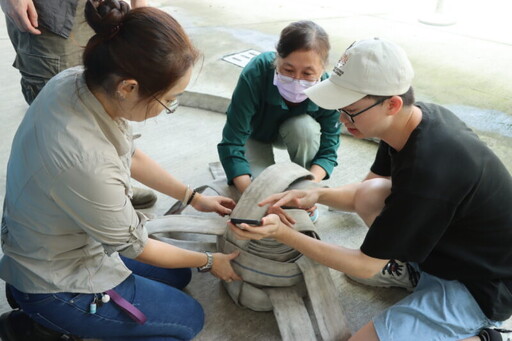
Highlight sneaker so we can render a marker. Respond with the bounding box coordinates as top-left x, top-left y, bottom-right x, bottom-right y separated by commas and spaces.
346, 259, 420, 292
478, 328, 512, 341
0, 310, 82, 340
131, 186, 157, 209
